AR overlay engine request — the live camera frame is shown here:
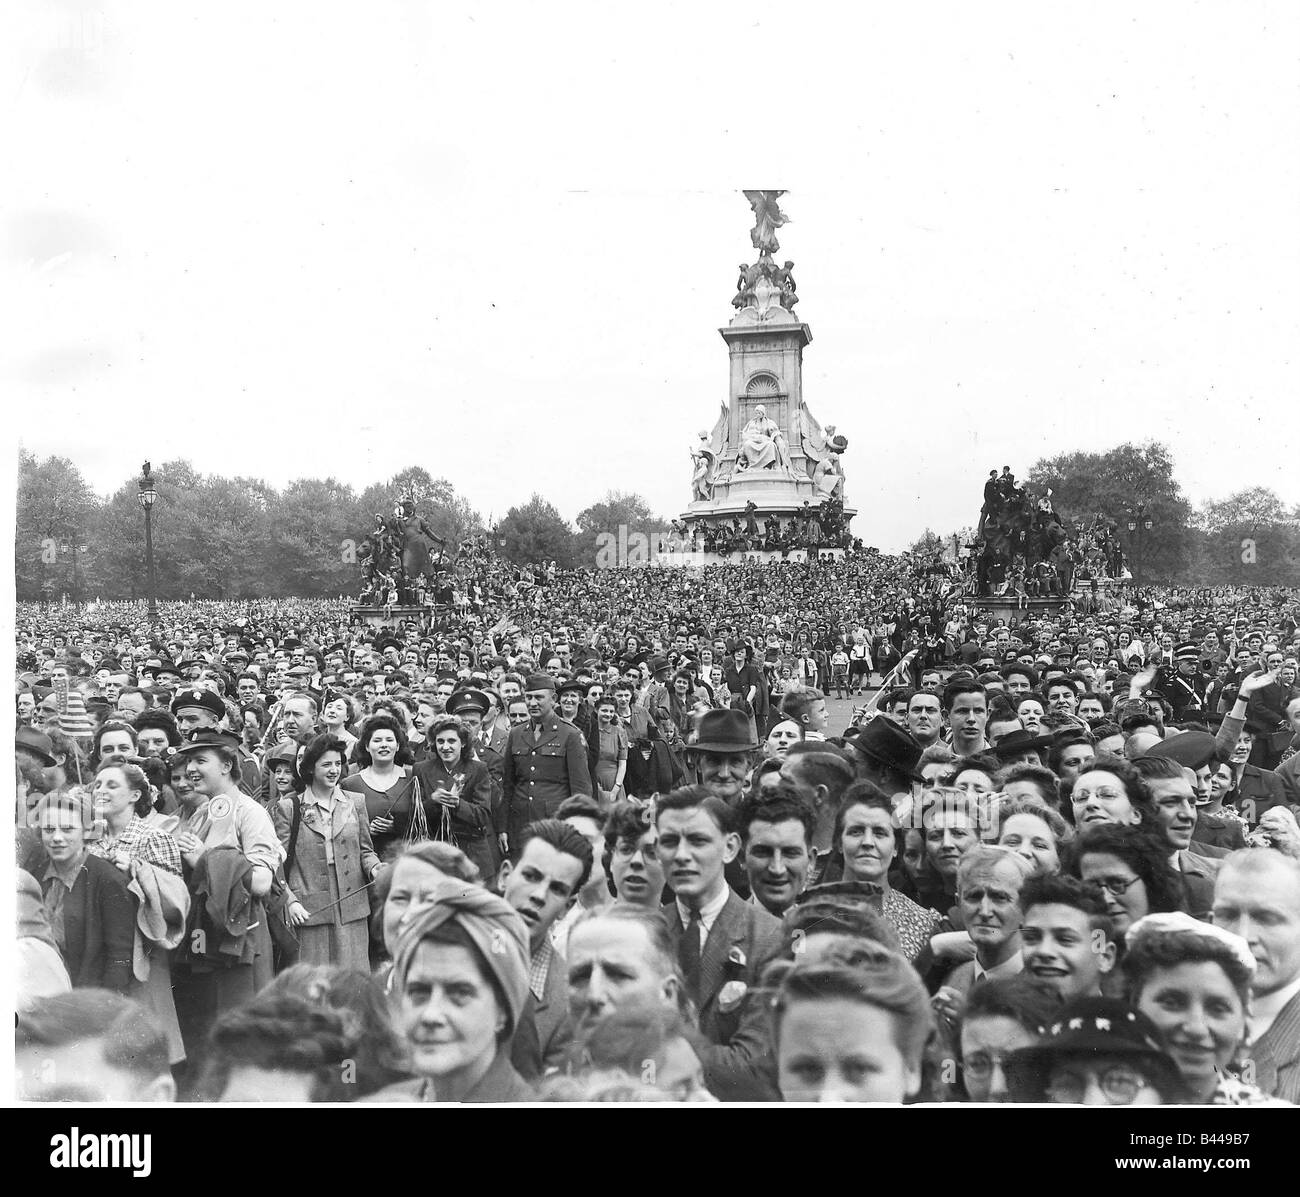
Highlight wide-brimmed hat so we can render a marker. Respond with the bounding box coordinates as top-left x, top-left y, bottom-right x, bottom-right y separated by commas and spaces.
990, 728, 1056, 758
843, 717, 924, 782
16, 725, 57, 767
687, 708, 760, 753
1143, 730, 1217, 770
1004, 997, 1185, 1103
